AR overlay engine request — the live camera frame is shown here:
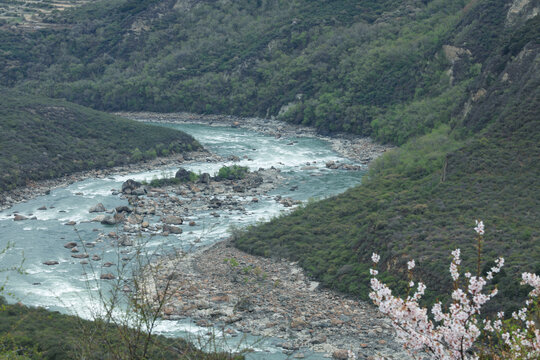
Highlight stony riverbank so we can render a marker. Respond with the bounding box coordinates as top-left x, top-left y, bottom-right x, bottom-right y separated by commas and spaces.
108, 167, 290, 238
116, 112, 392, 165
150, 240, 411, 360
0, 150, 215, 211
